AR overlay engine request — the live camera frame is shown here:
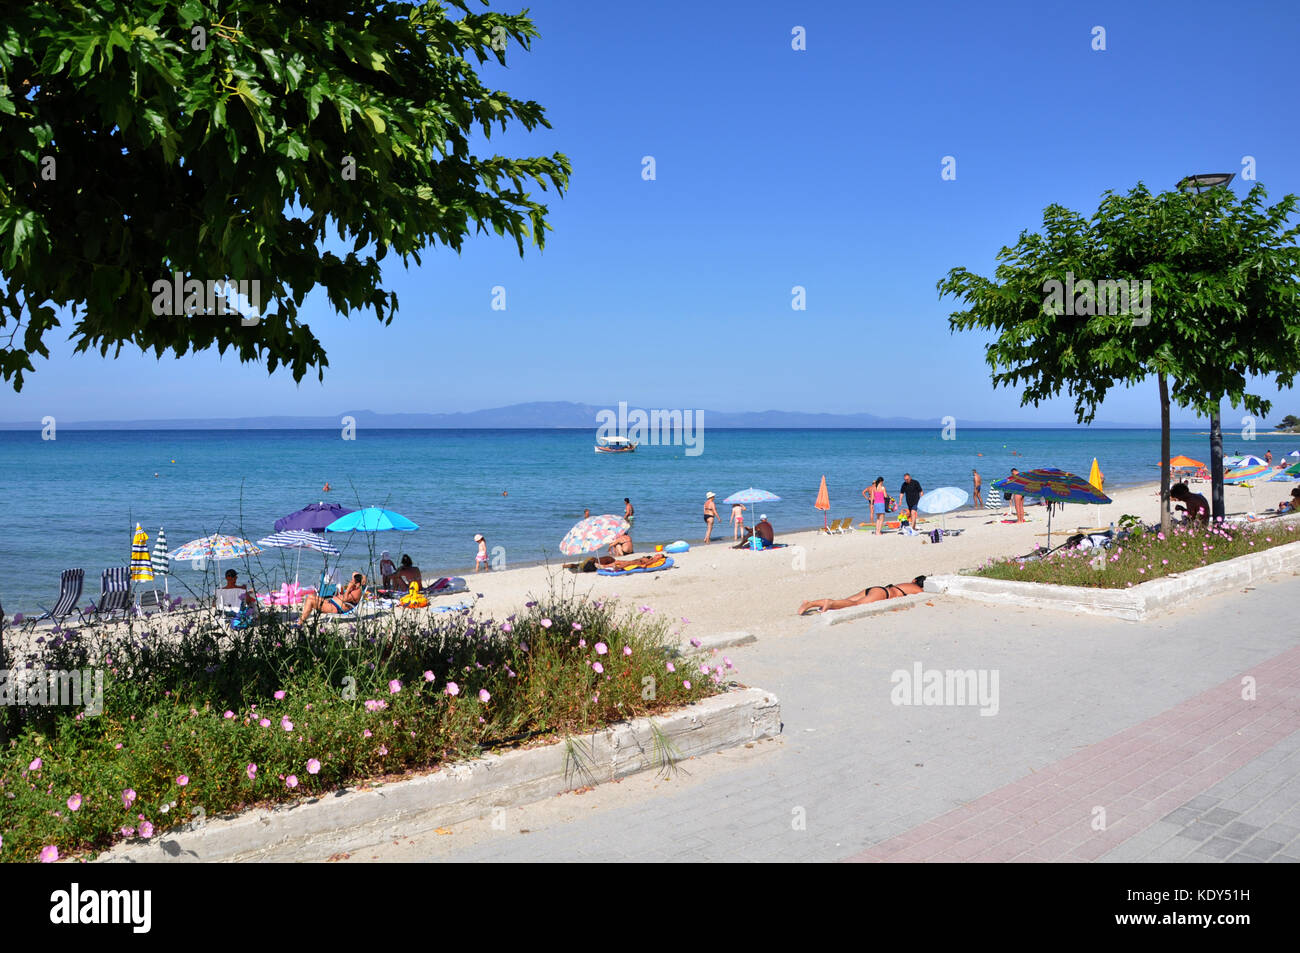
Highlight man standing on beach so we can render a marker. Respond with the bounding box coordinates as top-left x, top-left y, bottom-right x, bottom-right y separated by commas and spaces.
899, 473, 923, 534
972, 469, 982, 507
624, 497, 634, 526
1009, 468, 1026, 523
